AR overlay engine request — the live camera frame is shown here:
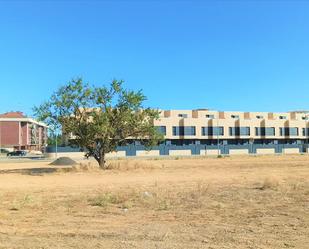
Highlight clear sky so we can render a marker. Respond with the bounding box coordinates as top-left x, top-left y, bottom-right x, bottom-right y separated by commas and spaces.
0, 1, 309, 115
